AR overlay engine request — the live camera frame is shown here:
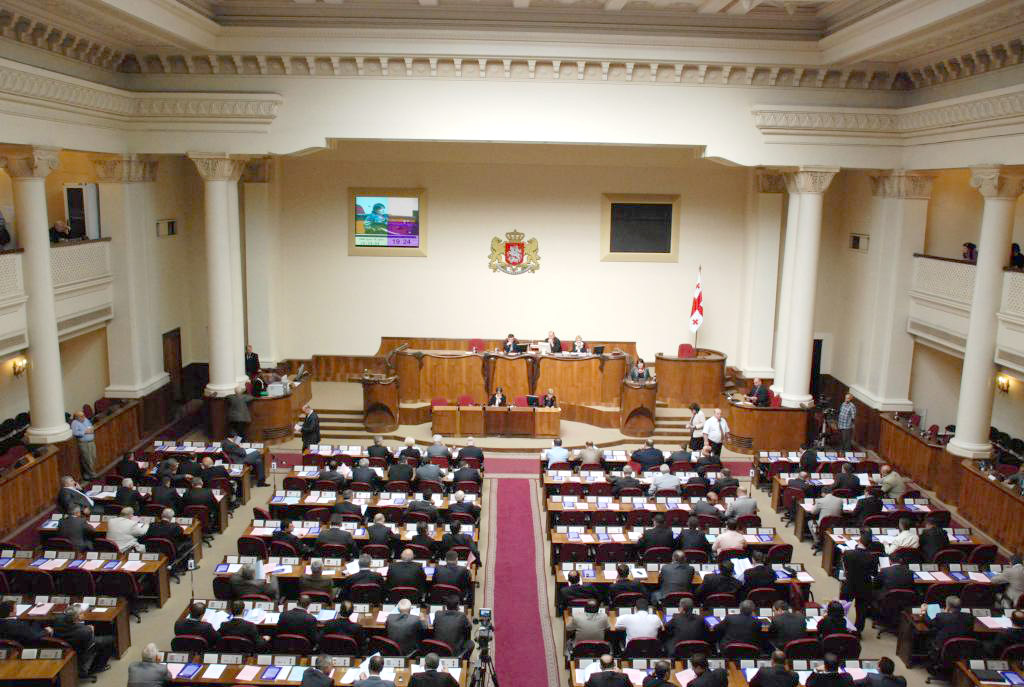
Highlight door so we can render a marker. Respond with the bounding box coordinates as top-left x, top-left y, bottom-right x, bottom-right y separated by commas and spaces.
810, 338, 823, 401
163, 328, 183, 402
